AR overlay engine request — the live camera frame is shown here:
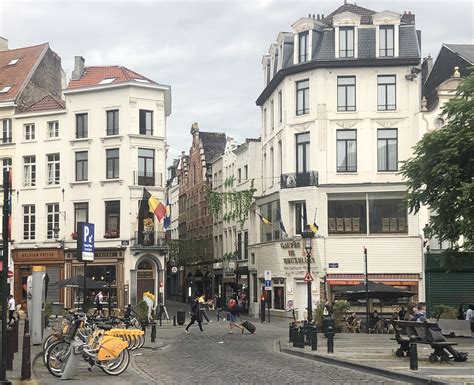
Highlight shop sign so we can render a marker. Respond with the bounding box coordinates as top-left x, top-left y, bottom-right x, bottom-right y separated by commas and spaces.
280, 241, 301, 249
77, 222, 94, 262
137, 271, 153, 279
283, 257, 315, 265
